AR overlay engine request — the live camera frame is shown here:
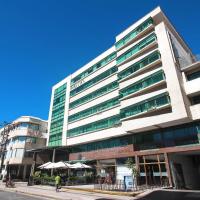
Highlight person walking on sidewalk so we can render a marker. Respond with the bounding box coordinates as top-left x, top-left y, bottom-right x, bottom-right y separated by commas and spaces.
55, 173, 61, 192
